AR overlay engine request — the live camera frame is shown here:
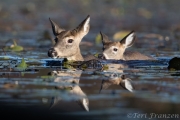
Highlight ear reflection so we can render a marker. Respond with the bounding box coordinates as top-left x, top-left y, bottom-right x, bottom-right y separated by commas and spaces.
48, 69, 89, 112
100, 63, 134, 93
